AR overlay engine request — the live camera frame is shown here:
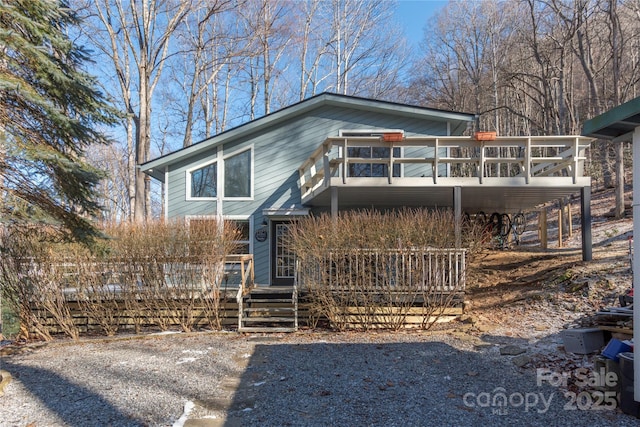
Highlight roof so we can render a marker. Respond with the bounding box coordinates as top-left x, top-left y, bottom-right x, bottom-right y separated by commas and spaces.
141, 92, 476, 181
582, 96, 640, 141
